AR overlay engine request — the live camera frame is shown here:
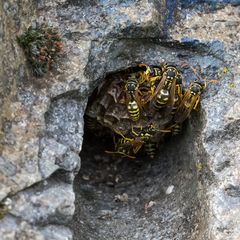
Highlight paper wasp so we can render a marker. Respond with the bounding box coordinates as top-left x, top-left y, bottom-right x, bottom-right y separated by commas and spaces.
84, 115, 96, 130
105, 136, 136, 159
130, 124, 158, 142
174, 80, 206, 123
105, 128, 144, 158
125, 75, 142, 121
147, 65, 180, 110
171, 123, 182, 136
144, 140, 158, 159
